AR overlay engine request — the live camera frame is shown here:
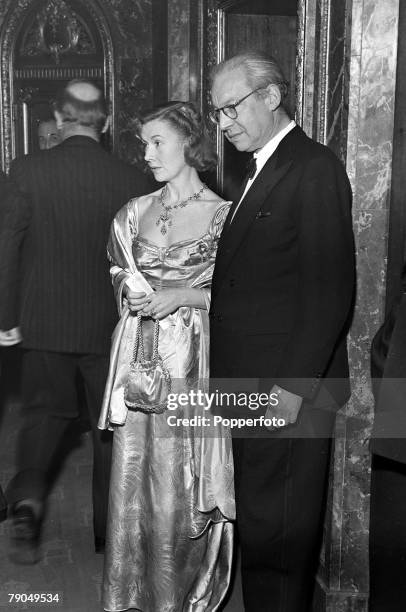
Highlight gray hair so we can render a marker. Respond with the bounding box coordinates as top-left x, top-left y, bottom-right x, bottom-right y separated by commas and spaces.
211, 51, 289, 100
